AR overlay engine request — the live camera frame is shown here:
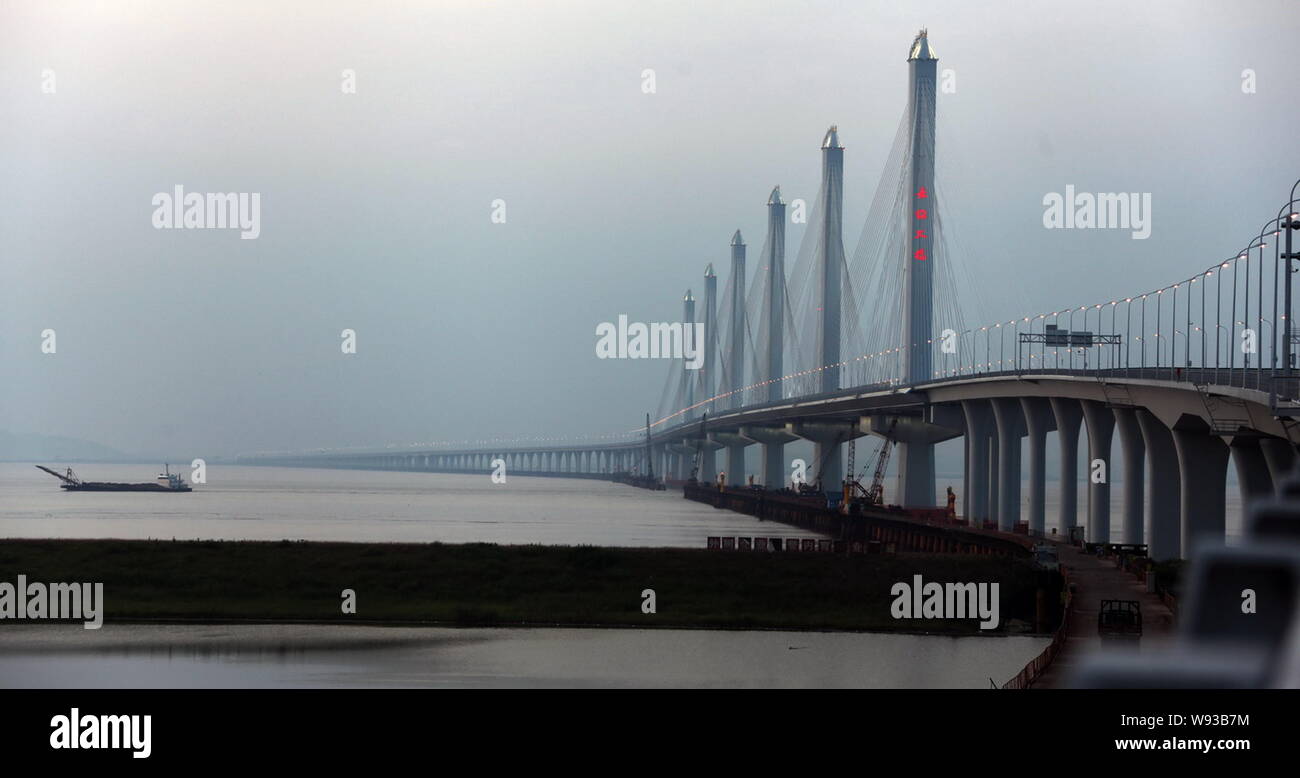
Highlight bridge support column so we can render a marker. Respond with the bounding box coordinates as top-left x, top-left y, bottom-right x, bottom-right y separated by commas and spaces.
1019, 398, 1055, 536
742, 425, 799, 488
987, 434, 999, 527
1230, 437, 1273, 508
1081, 400, 1114, 544
792, 421, 863, 495
710, 431, 755, 487
1050, 398, 1083, 536
897, 442, 935, 508
667, 442, 695, 480
991, 399, 1024, 531
1259, 437, 1298, 489
1113, 407, 1146, 545
699, 447, 717, 483
865, 409, 960, 507
1136, 410, 1180, 561
1171, 420, 1229, 557
961, 400, 992, 523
